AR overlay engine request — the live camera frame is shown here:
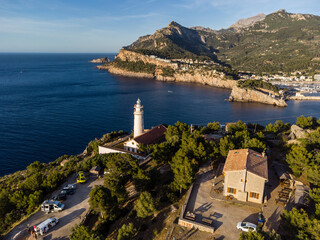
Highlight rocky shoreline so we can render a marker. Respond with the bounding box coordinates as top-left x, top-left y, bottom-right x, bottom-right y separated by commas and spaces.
95, 50, 287, 107
229, 86, 287, 107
